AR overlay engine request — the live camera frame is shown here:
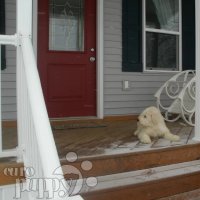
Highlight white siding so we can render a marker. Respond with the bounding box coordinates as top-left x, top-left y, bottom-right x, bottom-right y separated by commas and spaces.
2, 0, 16, 120
104, 0, 176, 116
